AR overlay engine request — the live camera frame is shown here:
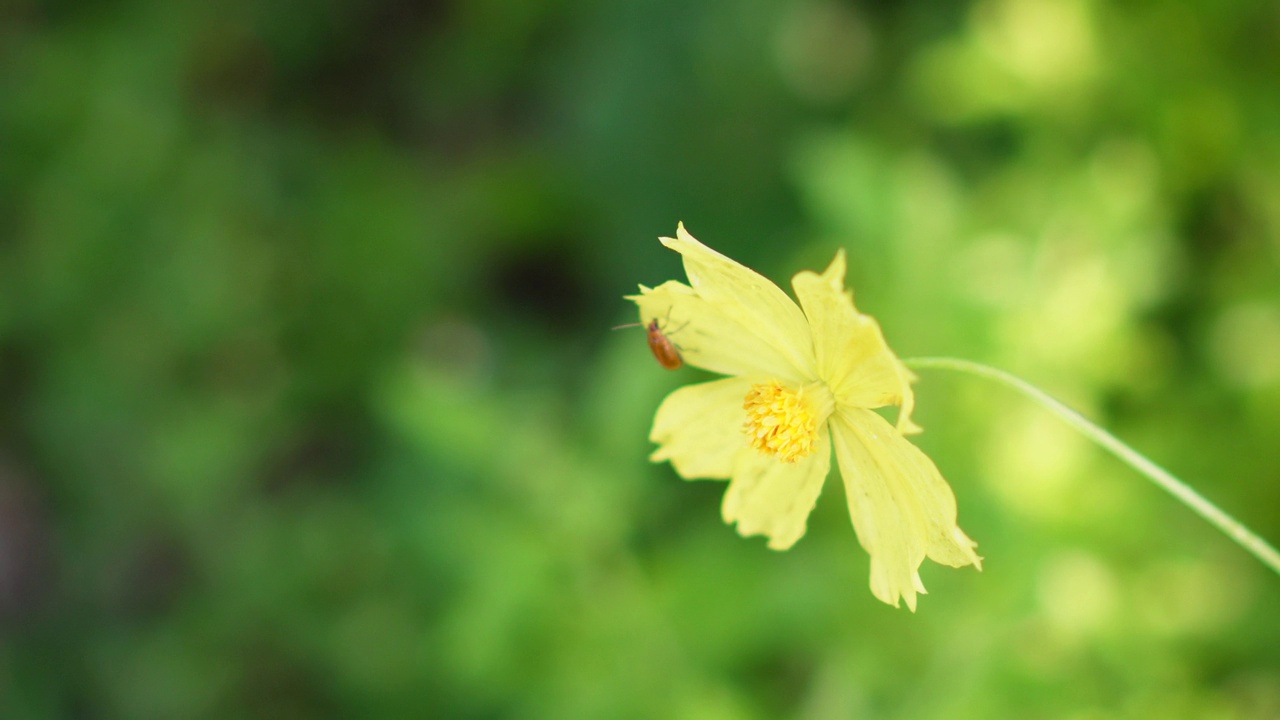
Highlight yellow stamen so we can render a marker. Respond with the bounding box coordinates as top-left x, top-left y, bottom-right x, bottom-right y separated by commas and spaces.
743, 380, 828, 463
